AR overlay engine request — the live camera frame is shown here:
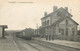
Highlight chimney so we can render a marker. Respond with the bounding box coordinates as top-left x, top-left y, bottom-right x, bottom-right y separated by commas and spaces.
53, 6, 58, 11
64, 7, 68, 11
44, 12, 47, 16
